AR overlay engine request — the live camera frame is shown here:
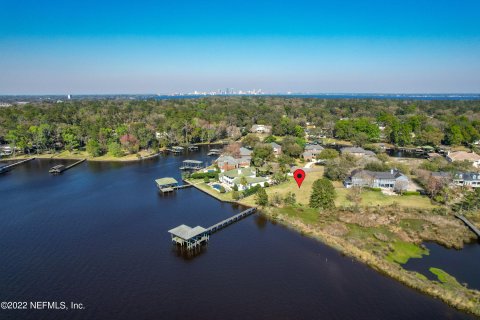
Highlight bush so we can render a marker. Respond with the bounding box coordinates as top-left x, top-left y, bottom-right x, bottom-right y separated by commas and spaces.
255, 187, 269, 206
264, 182, 270, 187
108, 141, 123, 157
283, 192, 296, 206
232, 190, 242, 200
203, 176, 210, 183
190, 172, 218, 180
243, 185, 262, 197
219, 186, 226, 193
365, 187, 382, 192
